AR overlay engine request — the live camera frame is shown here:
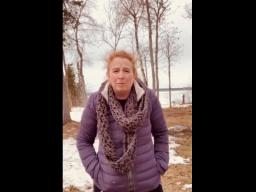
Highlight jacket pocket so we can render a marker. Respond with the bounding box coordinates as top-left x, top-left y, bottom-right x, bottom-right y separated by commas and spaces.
93, 159, 105, 191
155, 158, 161, 174
155, 158, 168, 175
